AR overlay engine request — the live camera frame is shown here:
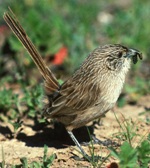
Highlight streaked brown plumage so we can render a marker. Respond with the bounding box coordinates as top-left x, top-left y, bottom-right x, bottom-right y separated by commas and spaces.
3, 9, 142, 159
